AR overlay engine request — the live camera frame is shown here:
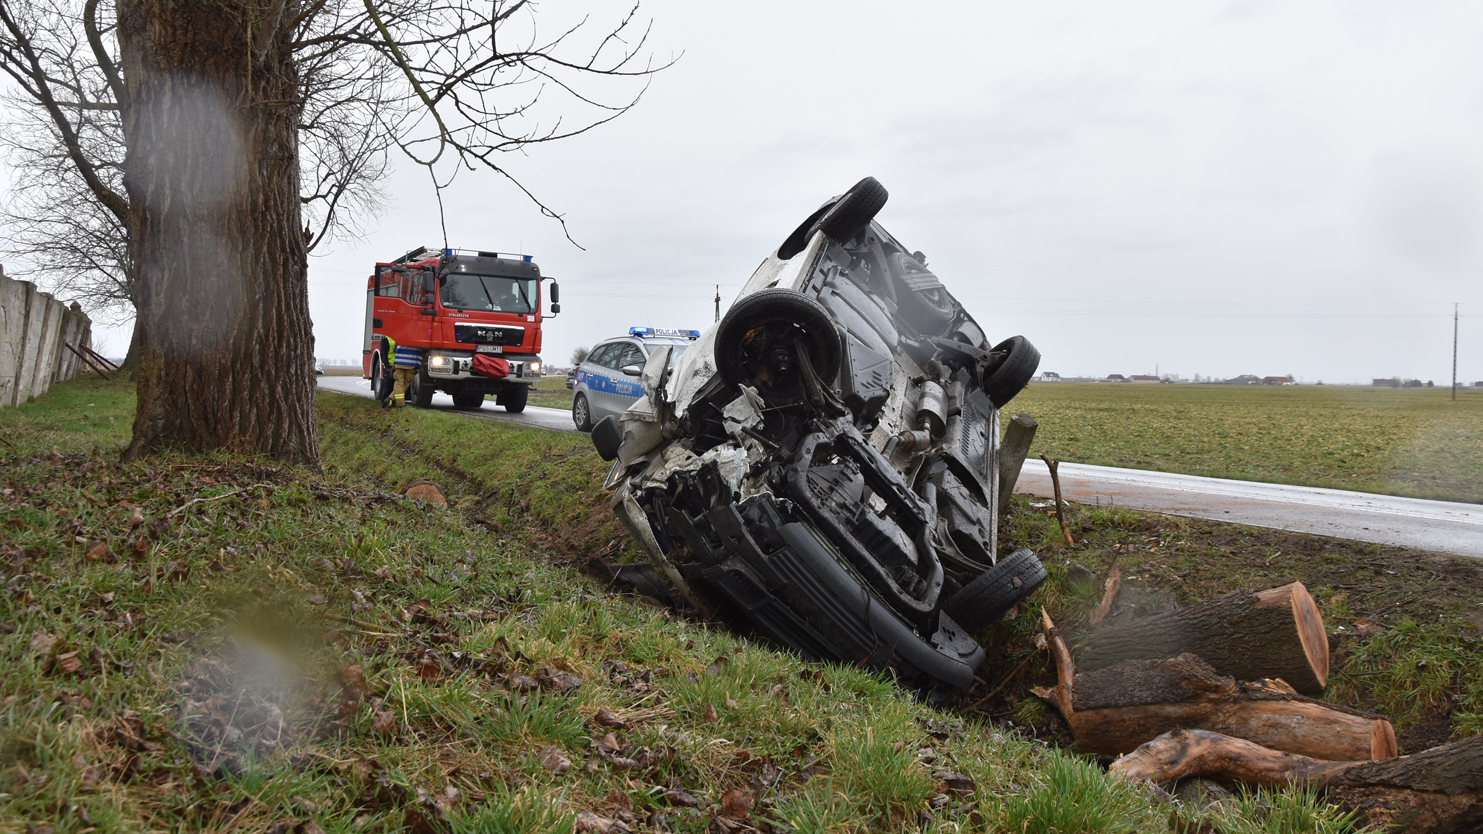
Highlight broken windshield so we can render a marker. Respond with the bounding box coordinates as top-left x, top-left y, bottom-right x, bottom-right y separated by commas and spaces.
441, 274, 538, 314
